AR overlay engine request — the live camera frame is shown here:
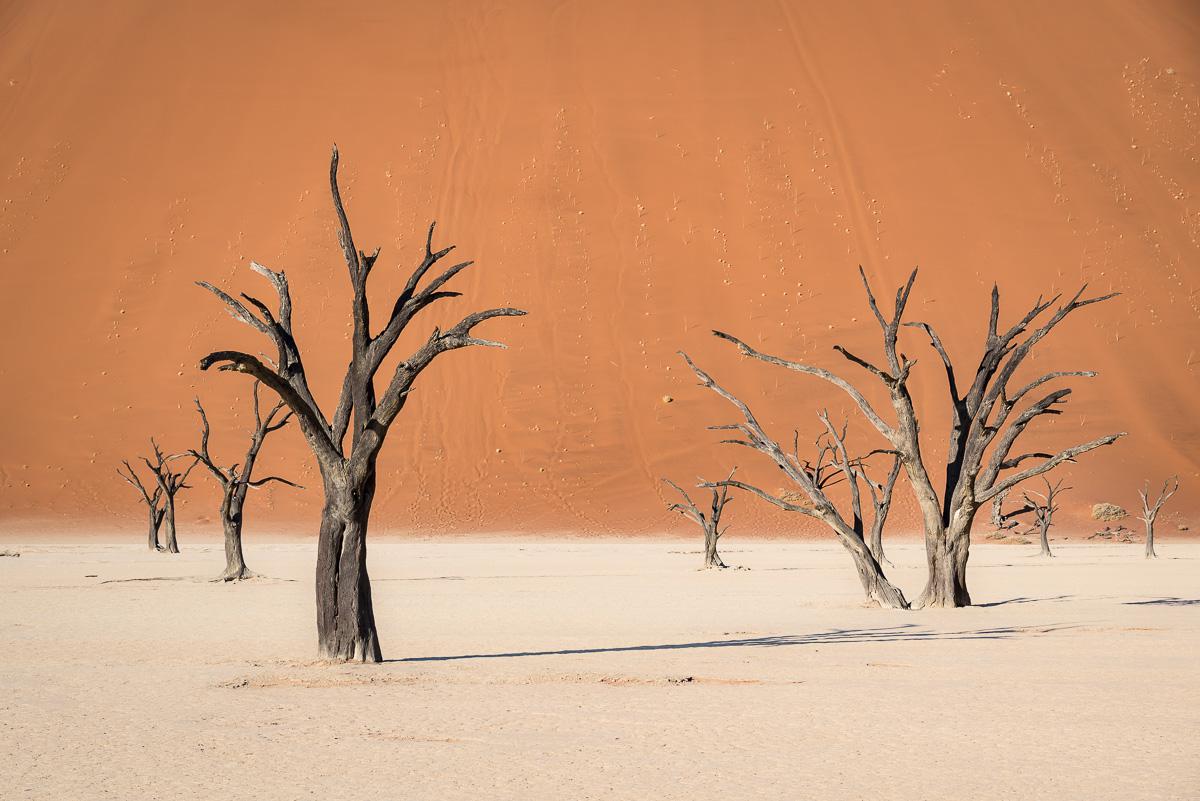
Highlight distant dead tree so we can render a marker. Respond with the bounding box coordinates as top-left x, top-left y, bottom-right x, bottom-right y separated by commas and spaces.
711, 269, 1124, 607
138, 440, 197, 554
664, 468, 736, 568
189, 382, 300, 581
682, 352, 908, 608
1139, 477, 1179, 559
198, 147, 525, 662
117, 460, 166, 551
1022, 477, 1069, 557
